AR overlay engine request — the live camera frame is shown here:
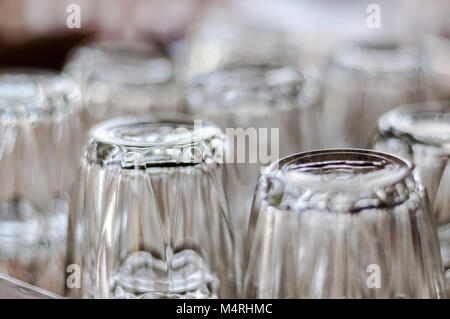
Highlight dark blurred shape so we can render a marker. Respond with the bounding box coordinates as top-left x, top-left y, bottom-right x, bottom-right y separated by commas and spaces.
0, 32, 90, 70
